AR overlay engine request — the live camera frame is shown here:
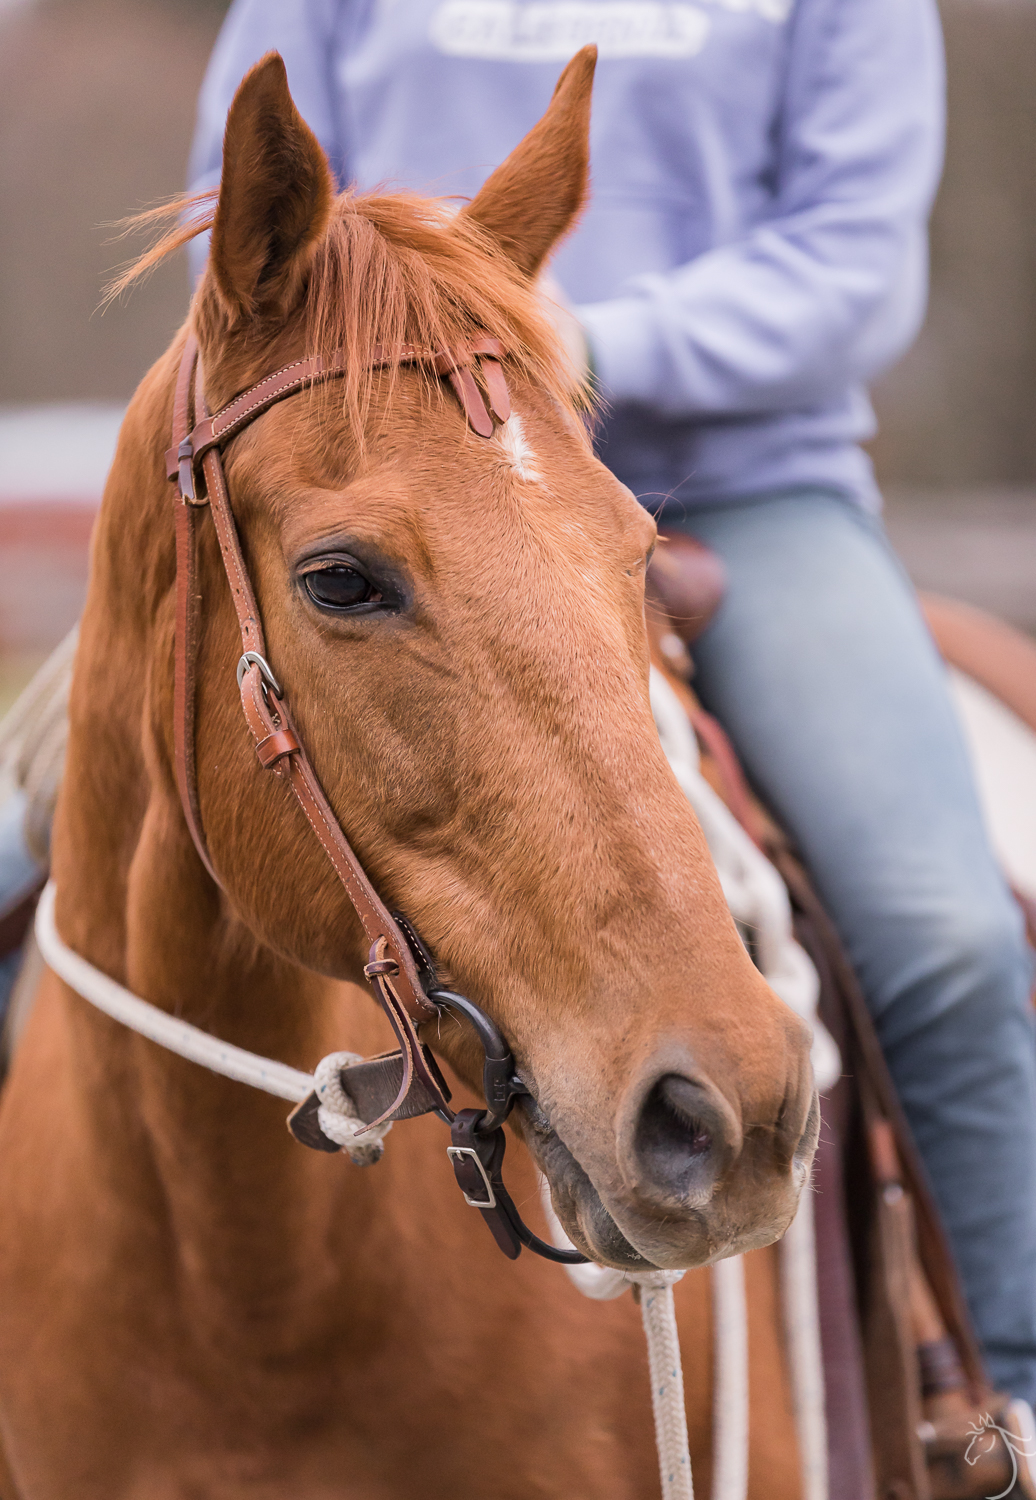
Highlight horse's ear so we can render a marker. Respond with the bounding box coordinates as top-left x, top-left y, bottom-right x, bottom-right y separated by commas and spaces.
209, 52, 334, 324
462, 46, 596, 279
